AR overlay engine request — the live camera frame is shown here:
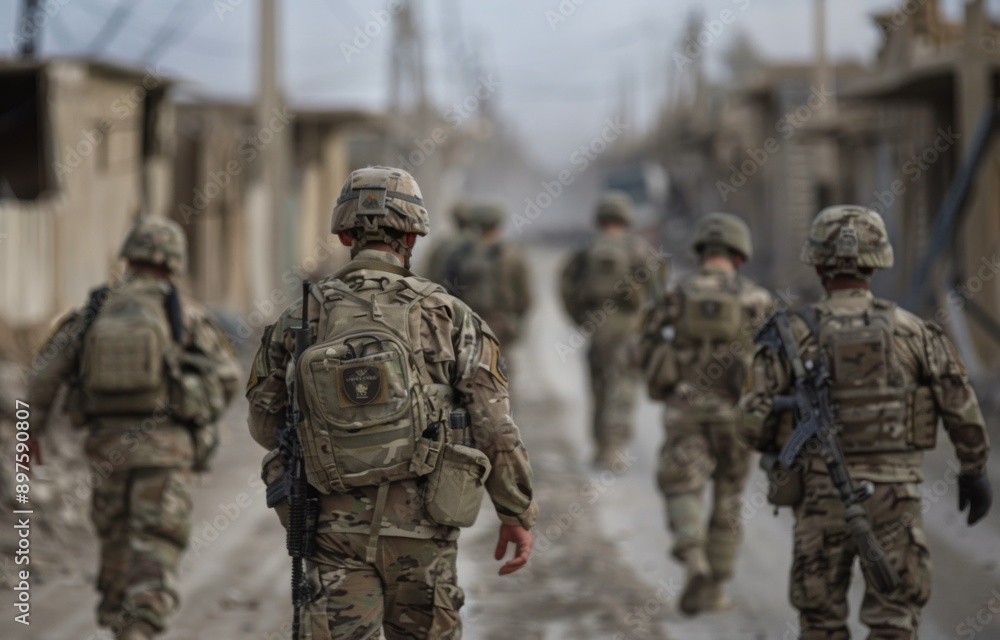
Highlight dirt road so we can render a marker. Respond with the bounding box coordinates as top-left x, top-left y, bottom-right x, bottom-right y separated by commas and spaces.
5, 247, 1000, 639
